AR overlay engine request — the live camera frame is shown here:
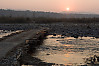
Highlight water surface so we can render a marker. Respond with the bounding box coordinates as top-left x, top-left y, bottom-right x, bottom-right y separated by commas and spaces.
33, 35, 99, 65
0, 30, 23, 38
